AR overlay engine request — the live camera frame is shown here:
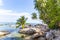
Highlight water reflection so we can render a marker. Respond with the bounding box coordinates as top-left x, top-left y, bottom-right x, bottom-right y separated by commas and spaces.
0, 23, 23, 40
1, 37, 24, 40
